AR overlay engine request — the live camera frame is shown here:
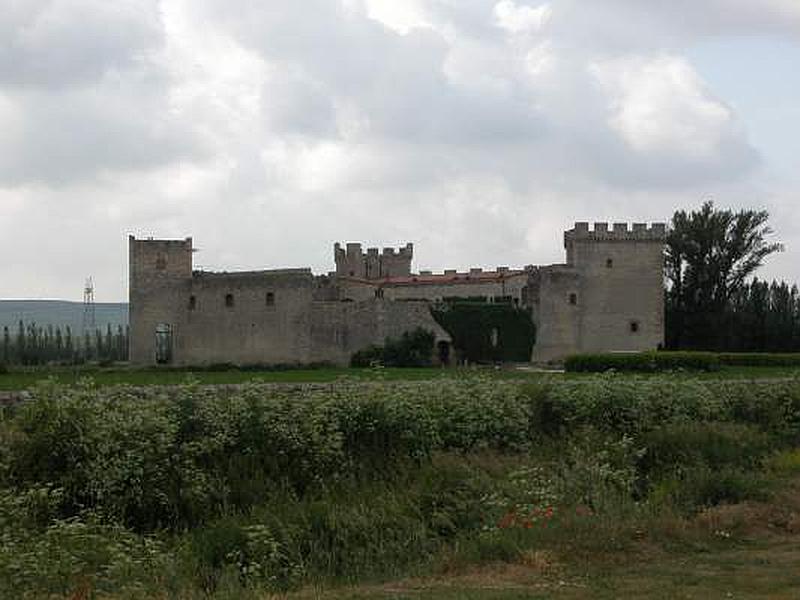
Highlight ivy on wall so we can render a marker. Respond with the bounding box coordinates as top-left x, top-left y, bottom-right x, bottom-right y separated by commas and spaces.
431, 301, 536, 363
